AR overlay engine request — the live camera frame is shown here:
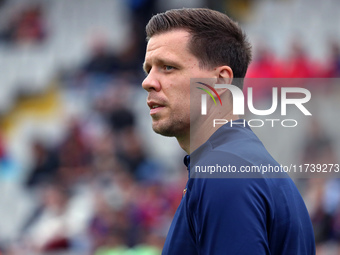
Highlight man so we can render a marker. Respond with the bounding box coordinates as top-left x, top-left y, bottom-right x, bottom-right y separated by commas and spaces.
142, 8, 315, 254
